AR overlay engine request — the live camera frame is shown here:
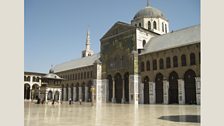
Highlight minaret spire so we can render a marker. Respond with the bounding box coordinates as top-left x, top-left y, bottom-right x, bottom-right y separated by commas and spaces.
86, 29, 90, 51
147, 0, 150, 6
